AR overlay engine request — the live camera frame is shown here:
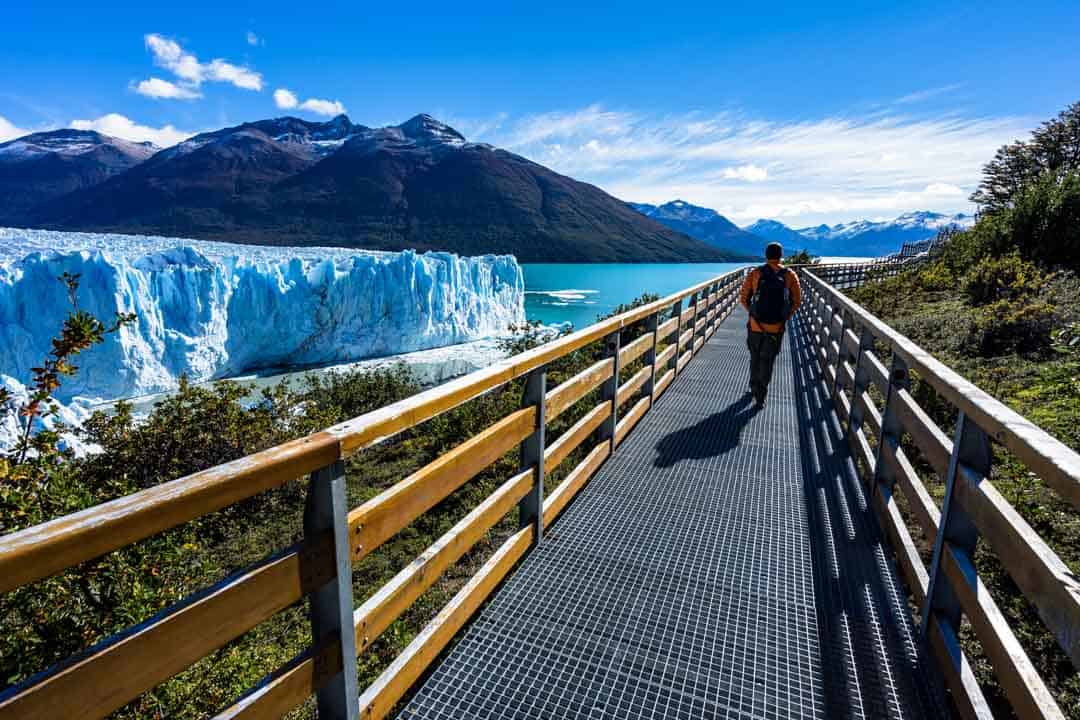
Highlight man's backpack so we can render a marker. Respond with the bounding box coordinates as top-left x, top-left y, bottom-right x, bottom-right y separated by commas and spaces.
750, 264, 790, 325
